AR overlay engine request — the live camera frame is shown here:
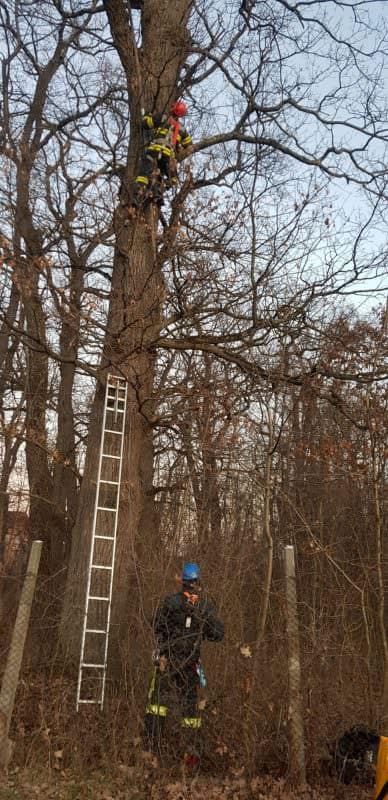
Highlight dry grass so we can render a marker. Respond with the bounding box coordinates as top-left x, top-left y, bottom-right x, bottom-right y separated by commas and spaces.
0, 670, 376, 800
0, 649, 378, 799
